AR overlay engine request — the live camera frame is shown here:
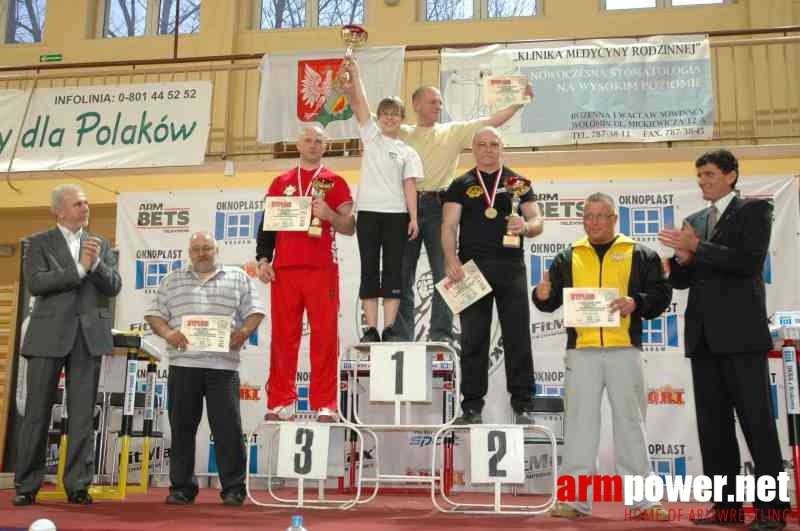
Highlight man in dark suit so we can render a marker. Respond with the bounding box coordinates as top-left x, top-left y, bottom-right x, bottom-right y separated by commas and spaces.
659, 150, 788, 530
12, 184, 121, 507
